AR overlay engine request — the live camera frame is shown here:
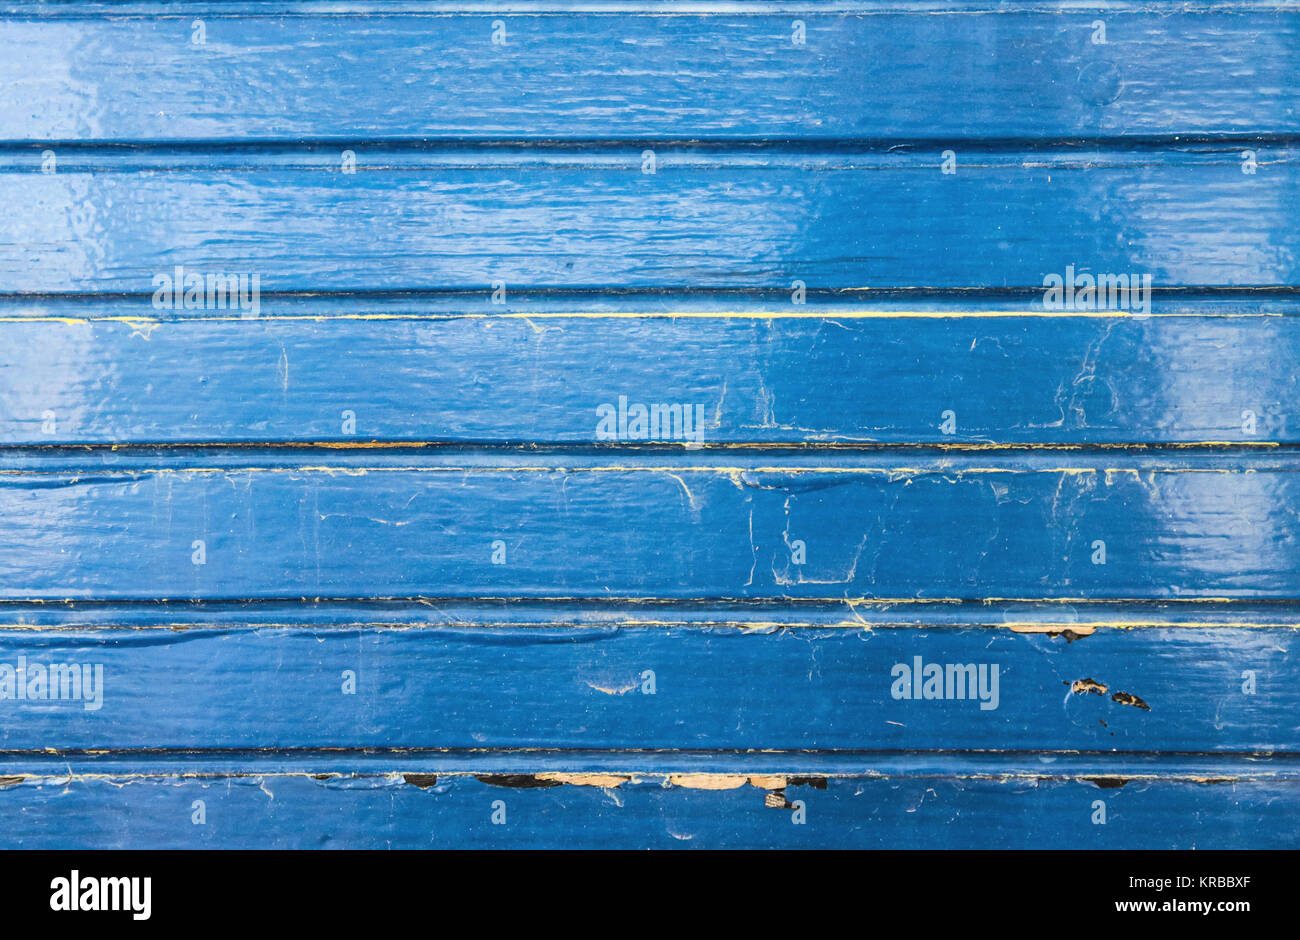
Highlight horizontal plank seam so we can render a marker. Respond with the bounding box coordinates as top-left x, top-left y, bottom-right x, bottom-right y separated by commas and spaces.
4, 135, 1299, 154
